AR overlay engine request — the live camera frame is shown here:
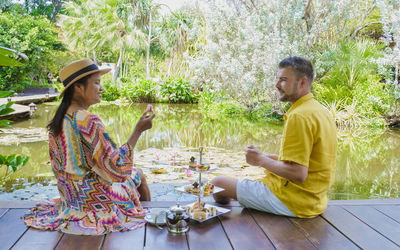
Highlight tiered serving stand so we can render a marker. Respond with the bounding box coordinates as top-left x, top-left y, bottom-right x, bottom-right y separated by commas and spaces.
176, 147, 230, 222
